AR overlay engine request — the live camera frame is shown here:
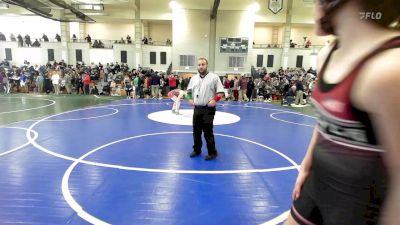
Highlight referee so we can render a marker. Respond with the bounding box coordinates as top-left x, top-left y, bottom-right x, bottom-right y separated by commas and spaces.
187, 57, 224, 160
